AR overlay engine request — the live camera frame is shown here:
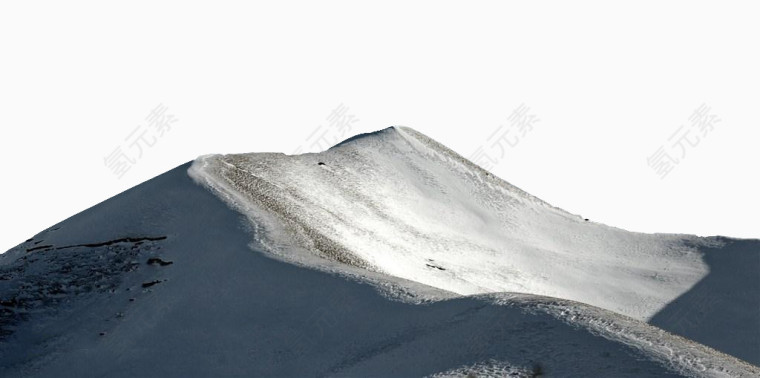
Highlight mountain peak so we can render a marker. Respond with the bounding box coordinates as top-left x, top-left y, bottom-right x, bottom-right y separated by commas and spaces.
329, 125, 405, 149
190, 127, 710, 320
